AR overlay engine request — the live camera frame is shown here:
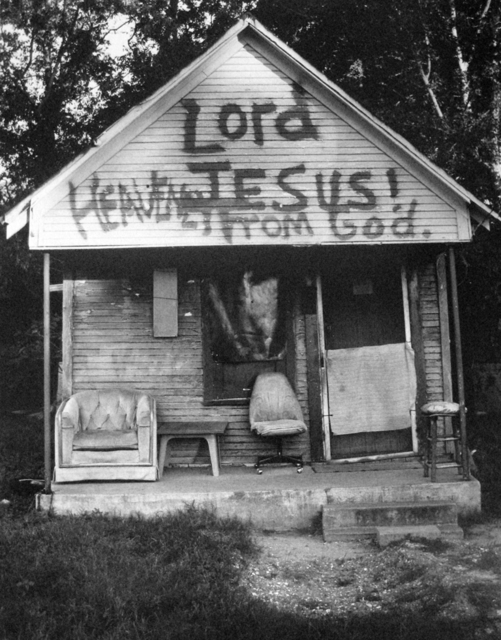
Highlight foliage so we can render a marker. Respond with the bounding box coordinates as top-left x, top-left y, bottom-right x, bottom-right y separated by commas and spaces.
0, 506, 259, 640
1, 0, 501, 408
0, 511, 500, 640
0, 0, 127, 205
254, 0, 501, 207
